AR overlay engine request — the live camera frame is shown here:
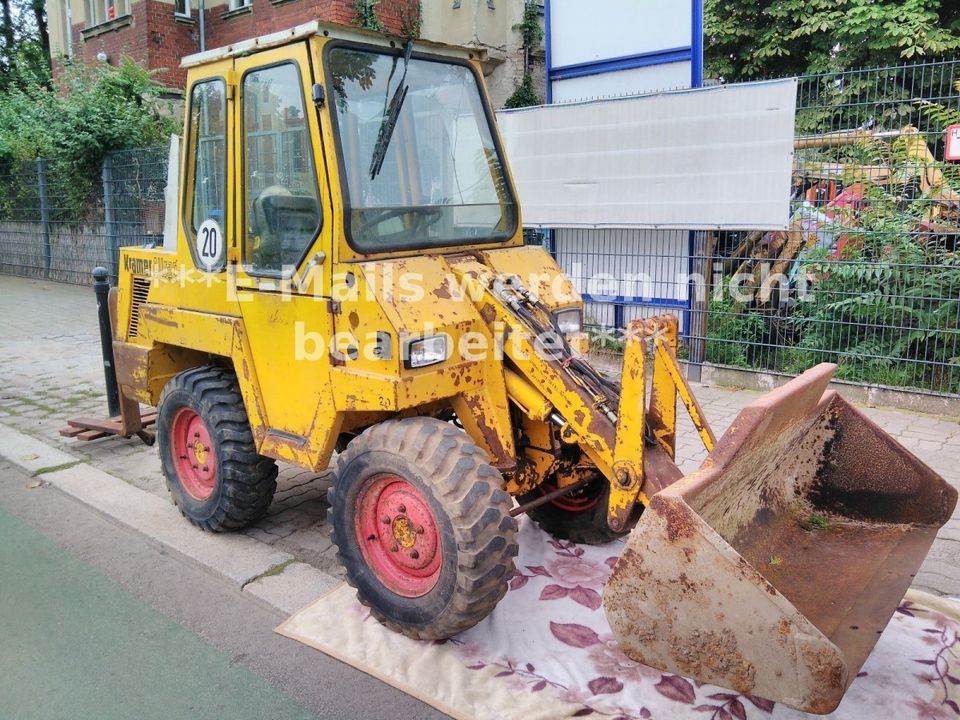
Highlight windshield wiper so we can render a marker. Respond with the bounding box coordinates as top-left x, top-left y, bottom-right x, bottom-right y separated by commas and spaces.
369, 41, 413, 180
